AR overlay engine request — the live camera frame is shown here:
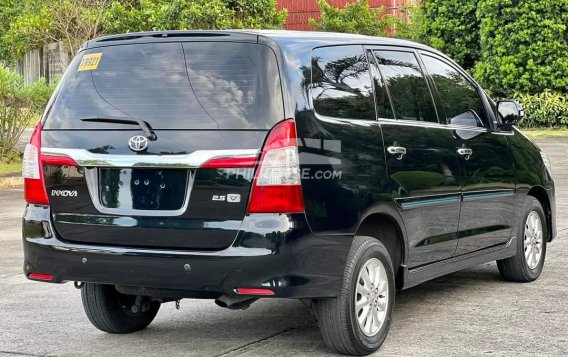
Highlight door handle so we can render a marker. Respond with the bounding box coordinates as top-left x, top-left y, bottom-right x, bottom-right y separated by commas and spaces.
457, 147, 473, 160
387, 146, 407, 160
